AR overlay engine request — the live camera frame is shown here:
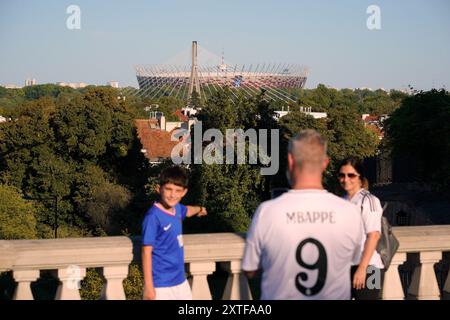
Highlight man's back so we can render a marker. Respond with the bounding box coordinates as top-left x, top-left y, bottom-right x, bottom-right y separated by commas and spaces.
242, 189, 363, 300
